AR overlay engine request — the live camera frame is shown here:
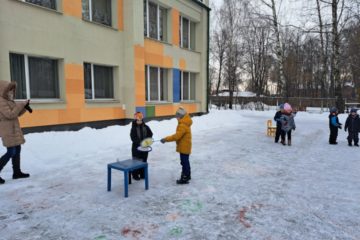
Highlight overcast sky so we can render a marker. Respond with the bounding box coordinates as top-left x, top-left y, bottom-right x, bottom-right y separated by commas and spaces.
209, 0, 316, 28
